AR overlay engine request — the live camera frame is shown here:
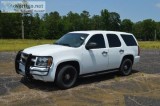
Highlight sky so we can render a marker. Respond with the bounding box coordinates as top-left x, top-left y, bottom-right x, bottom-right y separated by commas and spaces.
1, 0, 160, 22
45, 0, 160, 22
